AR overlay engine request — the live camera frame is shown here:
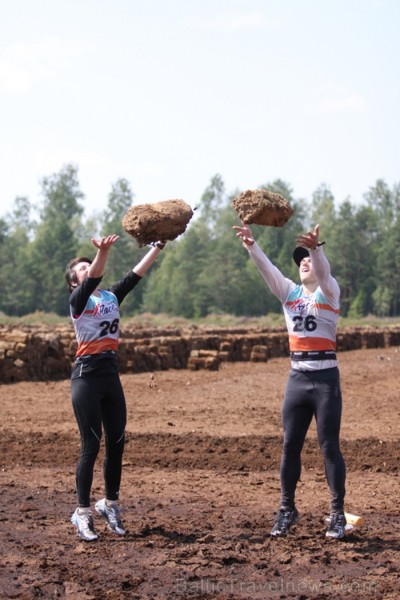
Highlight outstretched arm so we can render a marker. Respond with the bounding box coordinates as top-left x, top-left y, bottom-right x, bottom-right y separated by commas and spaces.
296, 224, 339, 303
133, 241, 166, 276
233, 223, 294, 303
110, 241, 167, 304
